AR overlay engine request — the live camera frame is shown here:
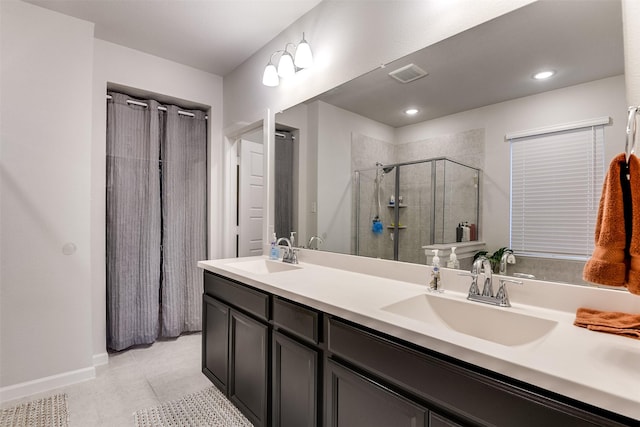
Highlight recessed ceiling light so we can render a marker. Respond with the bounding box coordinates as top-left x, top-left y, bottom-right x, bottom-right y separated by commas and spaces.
533, 70, 555, 80
405, 108, 419, 116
